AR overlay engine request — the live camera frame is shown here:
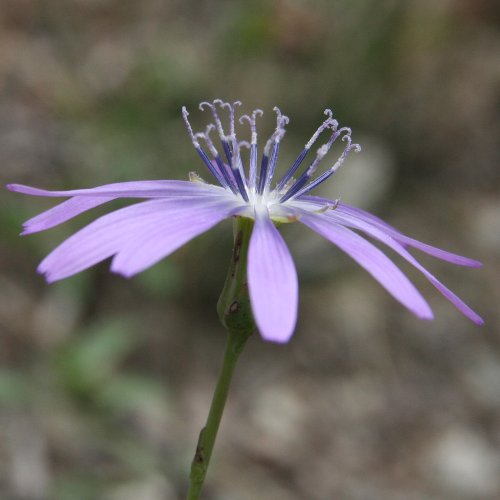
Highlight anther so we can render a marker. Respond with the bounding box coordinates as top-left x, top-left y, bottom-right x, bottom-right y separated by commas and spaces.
199, 101, 226, 141
184, 105, 232, 189
194, 126, 218, 157
228, 136, 250, 202
219, 101, 242, 138
338, 127, 352, 139
182, 107, 200, 148
239, 109, 263, 144
189, 172, 206, 183
315, 199, 340, 213
275, 109, 338, 192
240, 109, 264, 191
263, 107, 288, 157
305, 114, 338, 149
197, 124, 238, 194
259, 108, 289, 194
288, 139, 361, 200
